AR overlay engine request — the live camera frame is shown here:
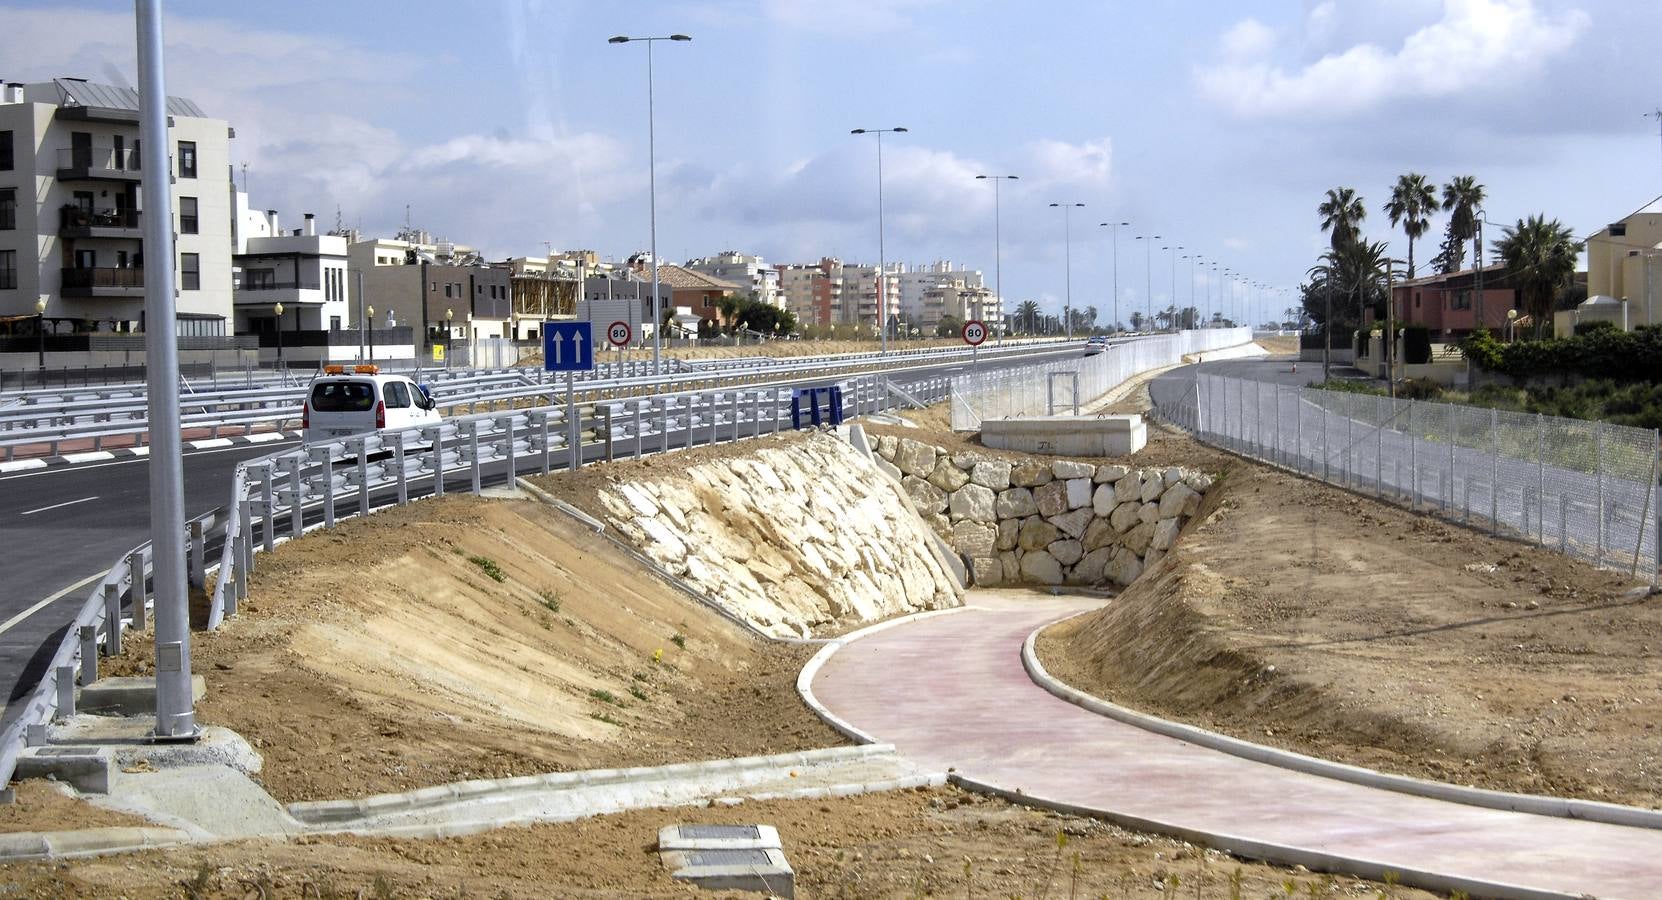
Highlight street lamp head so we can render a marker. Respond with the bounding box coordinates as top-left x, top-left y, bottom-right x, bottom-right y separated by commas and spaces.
850, 128, 867, 134
893, 126, 908, 132
35, 298, 46, 313
607, 35, 630, 43
446, 308, 454, 321
366, 305, 375, 318
670, 33, 692, 41
273, 302, 284, 317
